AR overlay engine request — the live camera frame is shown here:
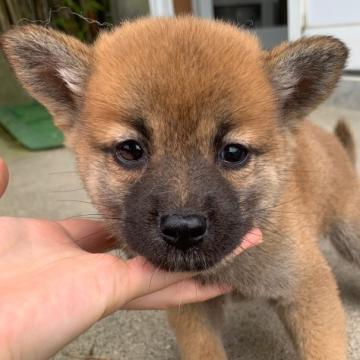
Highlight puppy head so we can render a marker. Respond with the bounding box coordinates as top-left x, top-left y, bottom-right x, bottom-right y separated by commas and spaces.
2, 17, 348, 271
